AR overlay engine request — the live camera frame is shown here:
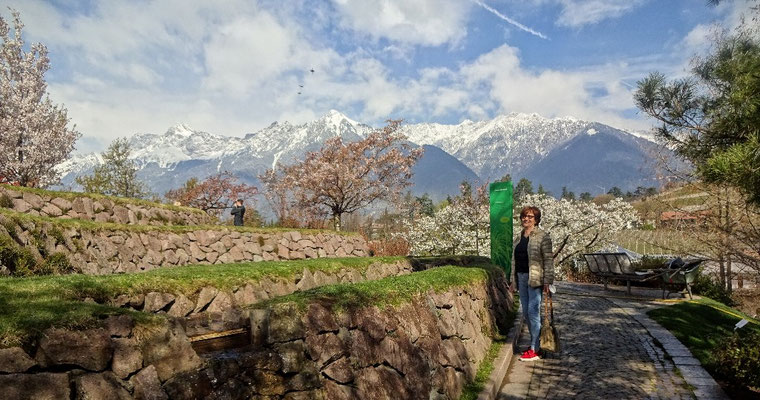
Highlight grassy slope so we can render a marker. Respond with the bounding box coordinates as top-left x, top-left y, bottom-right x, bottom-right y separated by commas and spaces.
0, 183, 206, 215
0, 257, 402, 348
260, 264, 496, 311
647, 298, 760, 387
